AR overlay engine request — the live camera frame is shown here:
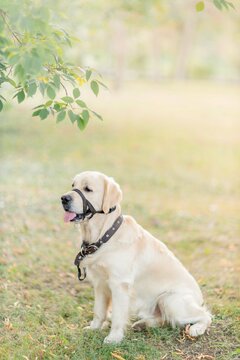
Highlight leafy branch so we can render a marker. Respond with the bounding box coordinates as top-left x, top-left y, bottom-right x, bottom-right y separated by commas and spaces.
196, 0, 235, 12
0, 2, 105, 130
